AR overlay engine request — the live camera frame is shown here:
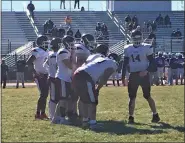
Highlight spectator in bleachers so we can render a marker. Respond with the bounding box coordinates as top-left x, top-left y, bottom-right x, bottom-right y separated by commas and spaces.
1, 60, 8, 89
147, 20, 152, 32
47, 19, 54, 33
96, 36, 104, 45
51, 25, 58, 37
95, 22, 102, 37
27, 1, 35, 20
65, 16, 72, 28
16, 56, 26, 88
81, 6, 85, 11
74, 29, 81, 41
132, 22, 138, 30
101, 23, 108, 33
152, 20, 157, 31
164, 15, 171, 28
124, 15, 131, 28
103, 30, 109, 47
74, 0, 80, 9
132, 15, 138, 25
171, 30, 176, 39
126, 40, 130, 45
58, 28, 65, 38
143, 21, 147, 32
60, 0, 66, 9
66, 27, 73, 36
156, 13, 164, 26
148, 31, 156, 40
175, 28, 182, 39
128, 22, 133, 32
